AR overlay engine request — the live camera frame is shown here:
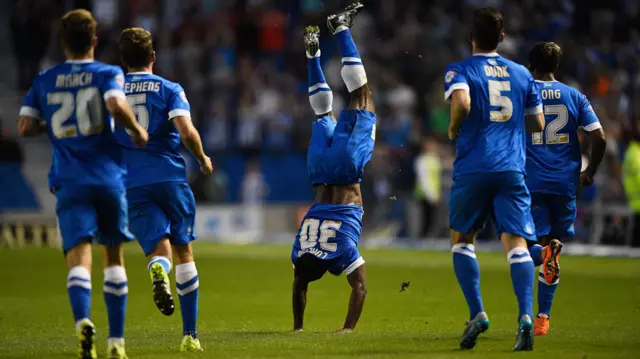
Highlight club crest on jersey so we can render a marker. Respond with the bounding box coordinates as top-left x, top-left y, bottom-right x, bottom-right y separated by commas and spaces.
445, 71, 456, 83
